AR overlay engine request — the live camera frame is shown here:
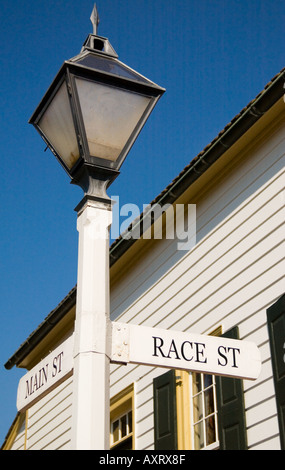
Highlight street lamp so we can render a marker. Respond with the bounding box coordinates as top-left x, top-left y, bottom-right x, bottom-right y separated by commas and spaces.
29, 7, 165, 451
29, 18, 165, 207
